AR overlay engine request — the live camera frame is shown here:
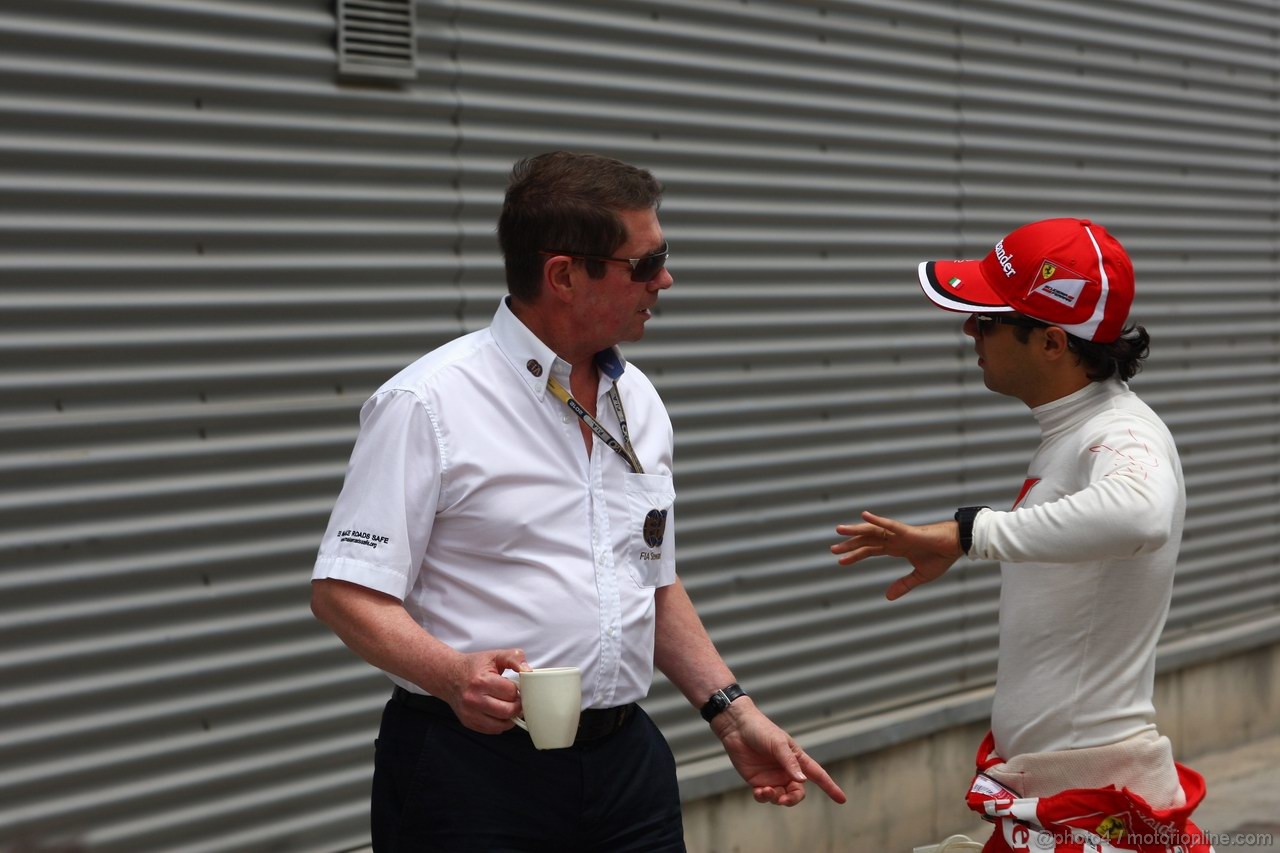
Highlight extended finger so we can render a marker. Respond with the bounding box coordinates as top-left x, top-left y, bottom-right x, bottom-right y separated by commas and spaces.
833, 521, 880, 537
770, 738, 807, 785
799, 752, 847, 804
834, 544, 887, 566
830, 538, 872, 558
861, 510, 911, 534
830, 530, 883, 553
831, 530, 890, 554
